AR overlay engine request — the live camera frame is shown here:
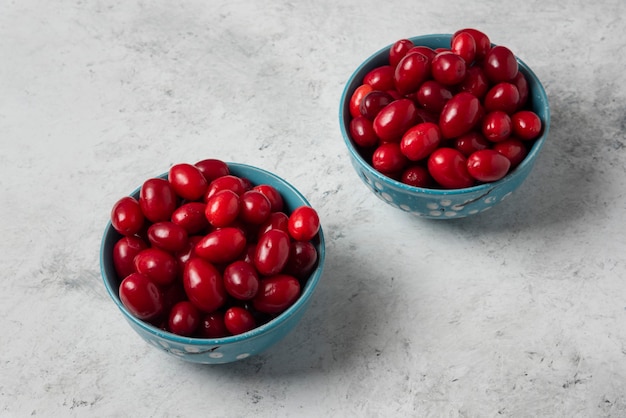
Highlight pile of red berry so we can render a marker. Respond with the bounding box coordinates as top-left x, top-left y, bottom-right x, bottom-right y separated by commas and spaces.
109, 159, 321, 338
348, 28, 543, 189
